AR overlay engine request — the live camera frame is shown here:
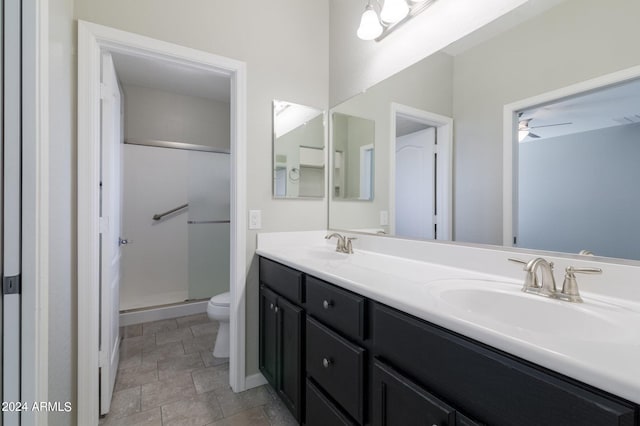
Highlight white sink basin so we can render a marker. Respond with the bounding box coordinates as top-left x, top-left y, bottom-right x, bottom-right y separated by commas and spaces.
288, 247, 350, 261
424, 279, 637, 343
